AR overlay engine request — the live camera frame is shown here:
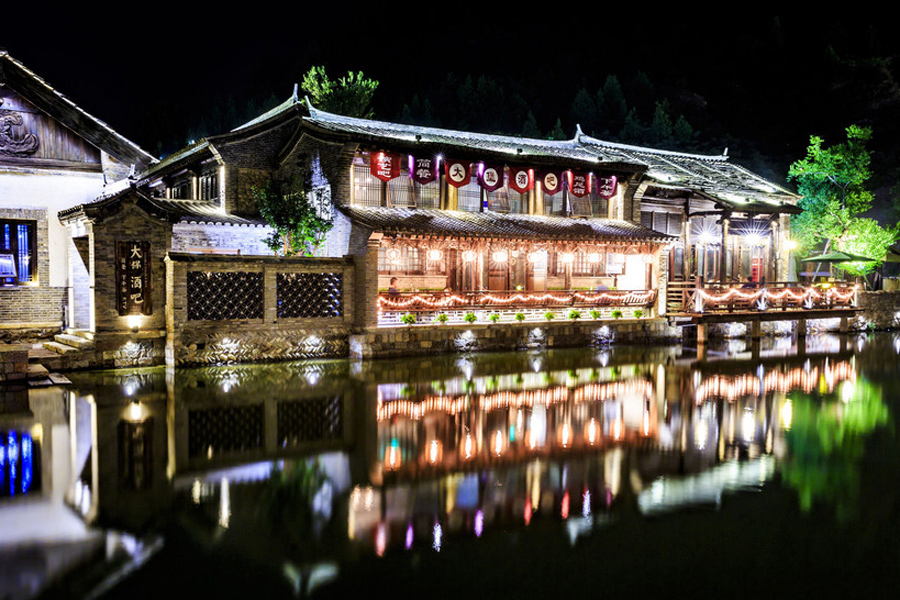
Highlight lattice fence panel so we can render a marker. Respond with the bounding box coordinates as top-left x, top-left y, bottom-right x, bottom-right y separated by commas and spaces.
188, 404, 264, 458
277, 396, 343, 447
277, 272, 343, 318
187, 271, 264, 320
